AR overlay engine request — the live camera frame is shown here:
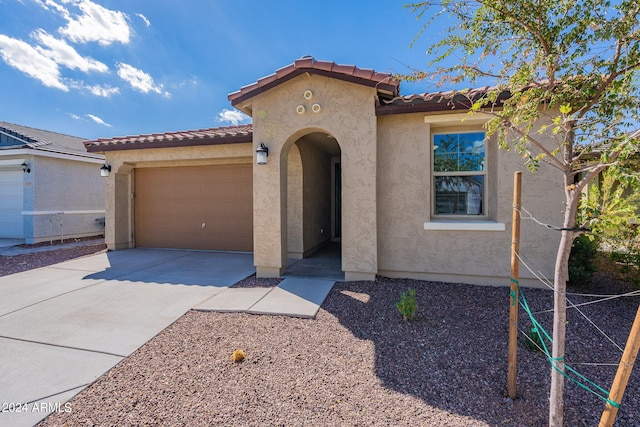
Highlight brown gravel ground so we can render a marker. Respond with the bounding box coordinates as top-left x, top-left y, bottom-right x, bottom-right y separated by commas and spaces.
0, 239, 106, 277
37, 272, 639, 426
